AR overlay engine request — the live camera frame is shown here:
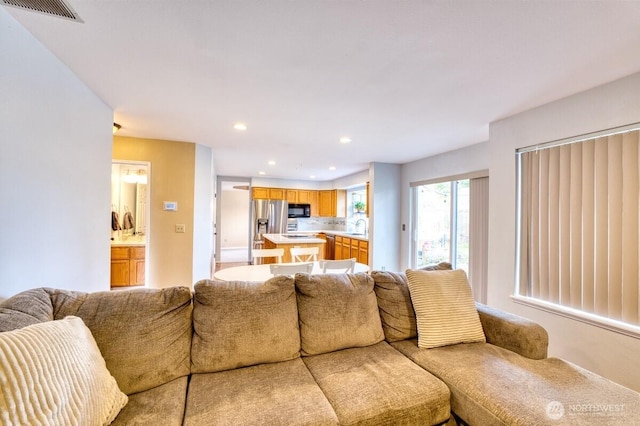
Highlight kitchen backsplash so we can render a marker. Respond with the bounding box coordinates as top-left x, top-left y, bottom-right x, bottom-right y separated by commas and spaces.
295, 217, 348, 232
